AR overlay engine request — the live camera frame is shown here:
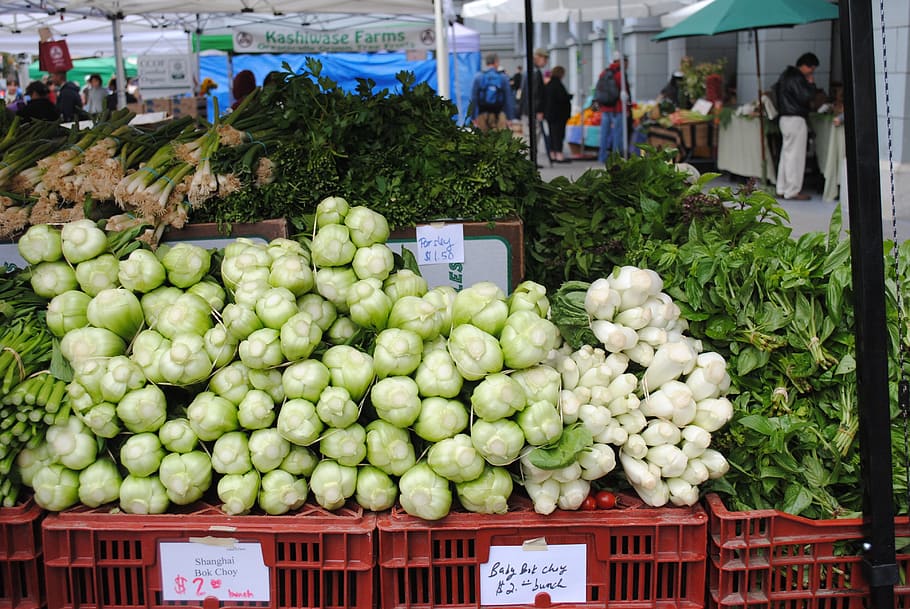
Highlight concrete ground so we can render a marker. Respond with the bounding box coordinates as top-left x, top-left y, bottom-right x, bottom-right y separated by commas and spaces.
535, 152, 910, 242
